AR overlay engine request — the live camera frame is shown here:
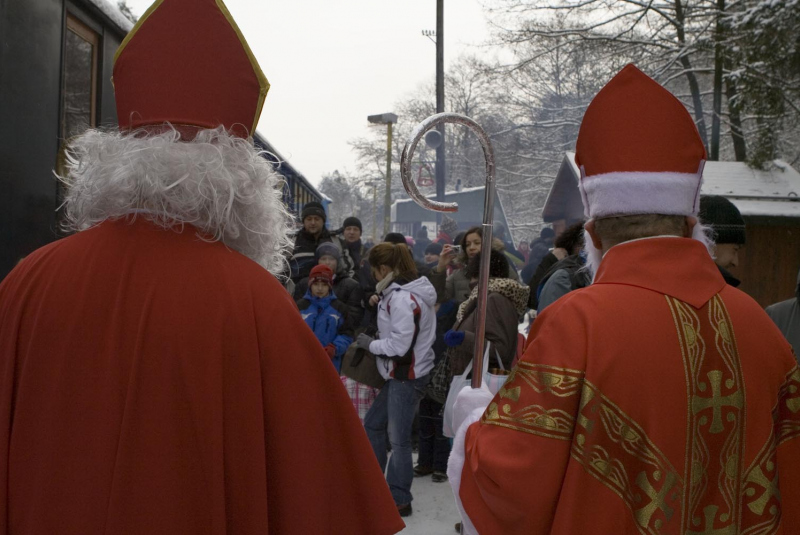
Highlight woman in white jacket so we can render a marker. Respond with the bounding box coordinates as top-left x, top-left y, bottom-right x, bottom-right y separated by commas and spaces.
355, 242, 437, 518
